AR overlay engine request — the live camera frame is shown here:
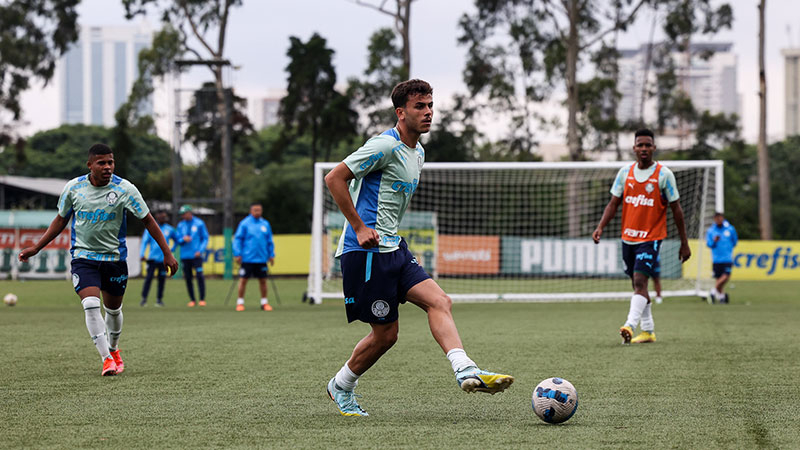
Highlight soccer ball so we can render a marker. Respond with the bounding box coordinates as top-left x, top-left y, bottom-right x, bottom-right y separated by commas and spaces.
532, 377, 578, 424
3, 293, 18, 306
